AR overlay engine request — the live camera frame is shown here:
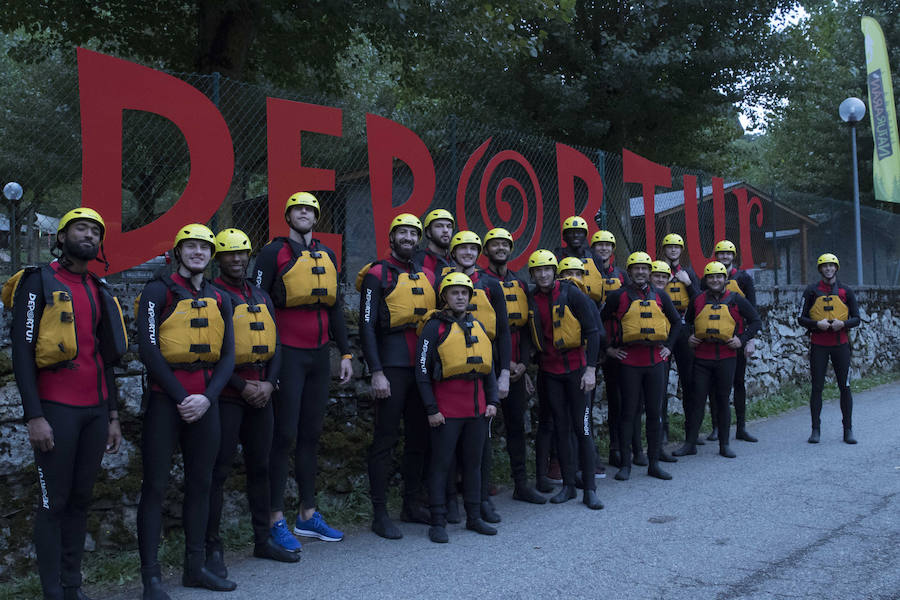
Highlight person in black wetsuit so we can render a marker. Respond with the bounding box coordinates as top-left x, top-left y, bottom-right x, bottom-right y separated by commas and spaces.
205, 228, 299, 578
797, 253, 860, 444
136, 223, 236, 599
414, 208, 455, 278
10, 207, 127, 600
